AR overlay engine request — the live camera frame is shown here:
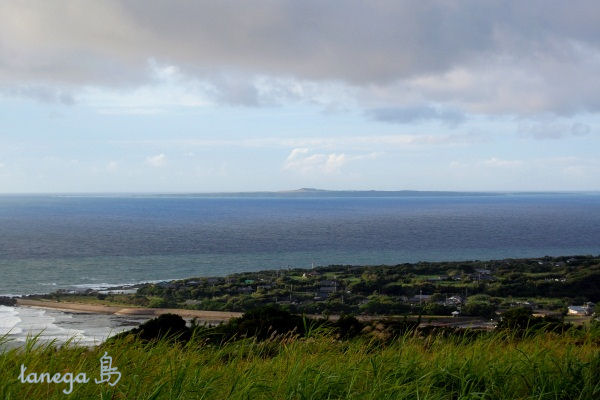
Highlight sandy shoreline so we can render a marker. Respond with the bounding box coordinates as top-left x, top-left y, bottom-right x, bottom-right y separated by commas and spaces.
16, 298, 242, 321
14, 299, 497, 330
